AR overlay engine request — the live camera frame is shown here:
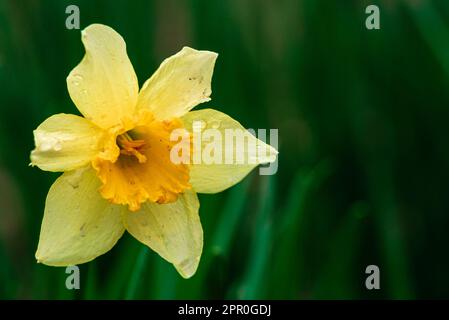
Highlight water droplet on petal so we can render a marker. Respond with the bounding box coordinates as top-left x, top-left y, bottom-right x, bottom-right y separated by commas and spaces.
72, 74, 83, 86
210, 120, 221, 129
